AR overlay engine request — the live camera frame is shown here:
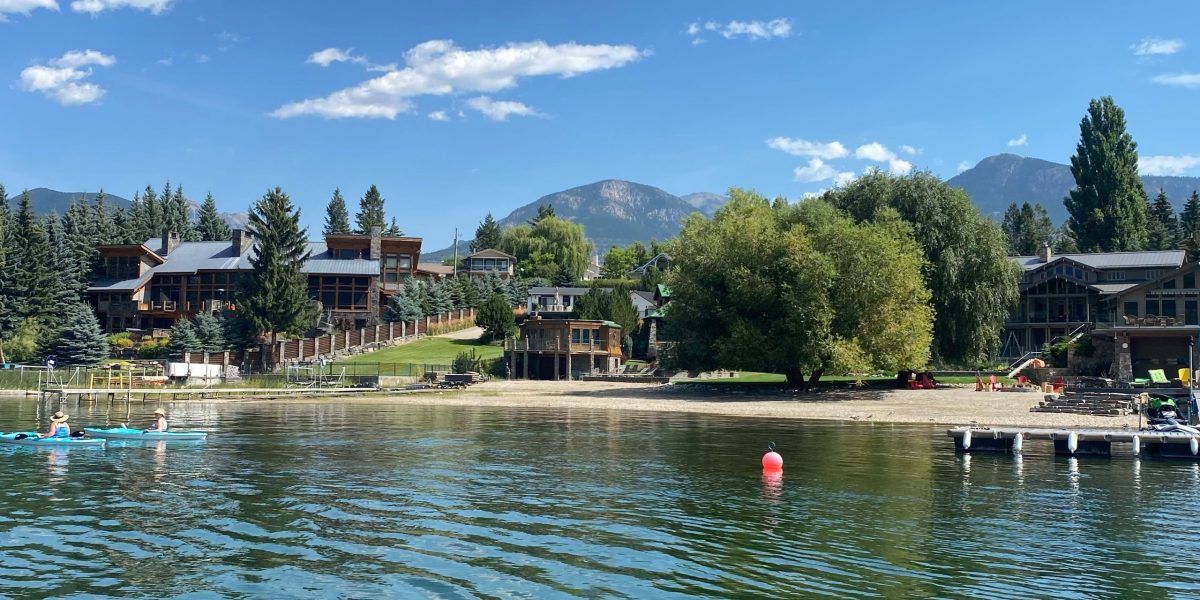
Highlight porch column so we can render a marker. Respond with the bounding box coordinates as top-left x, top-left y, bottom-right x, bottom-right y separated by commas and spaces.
1116, 334, 1133, 381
